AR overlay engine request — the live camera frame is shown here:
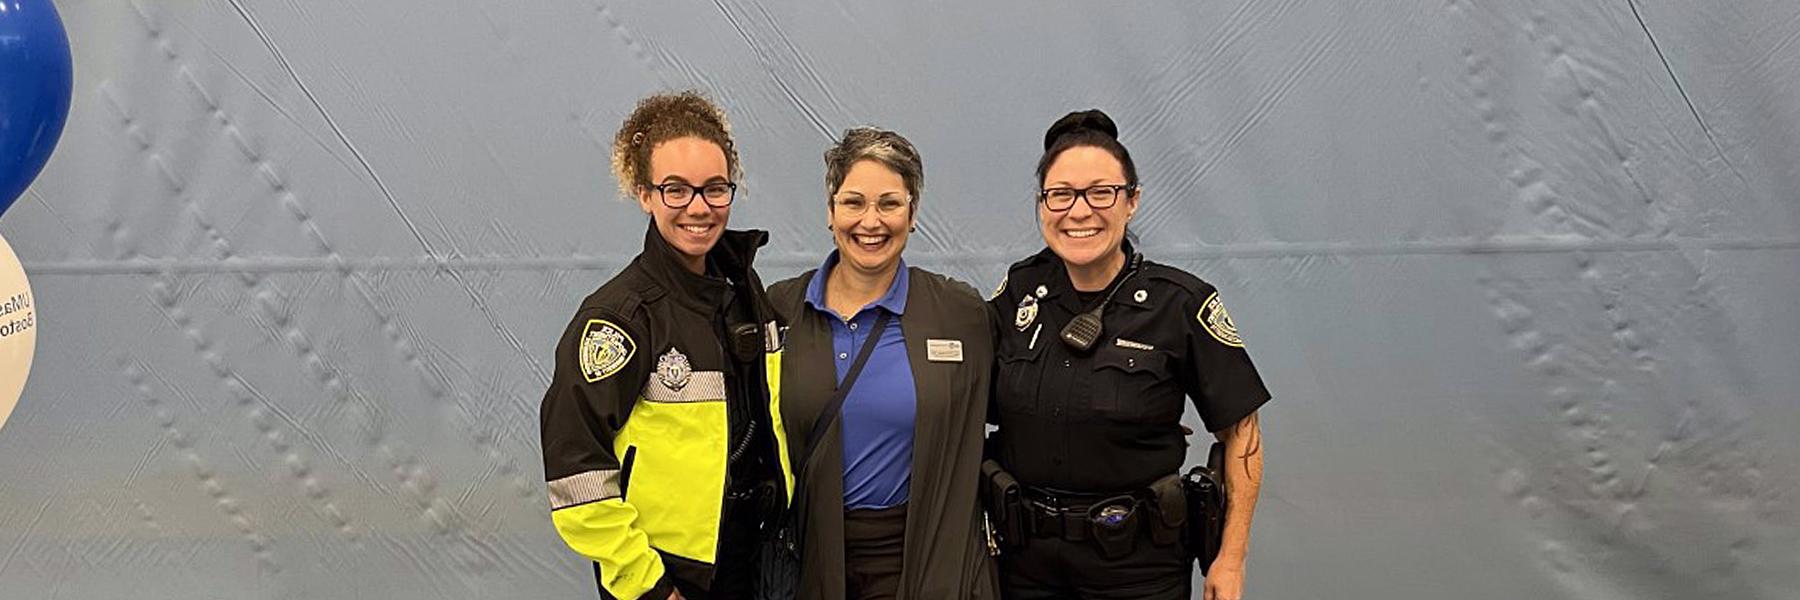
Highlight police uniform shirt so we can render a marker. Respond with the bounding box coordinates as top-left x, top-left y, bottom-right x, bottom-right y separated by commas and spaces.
989, 246, 1271, 493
